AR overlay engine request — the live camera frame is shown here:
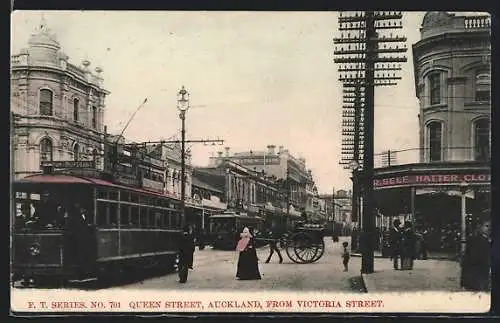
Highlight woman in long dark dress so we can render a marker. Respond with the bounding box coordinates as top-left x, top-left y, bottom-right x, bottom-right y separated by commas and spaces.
236, 227, 261, 280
